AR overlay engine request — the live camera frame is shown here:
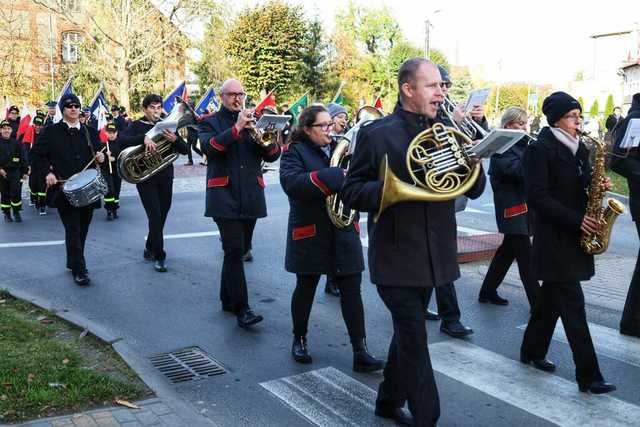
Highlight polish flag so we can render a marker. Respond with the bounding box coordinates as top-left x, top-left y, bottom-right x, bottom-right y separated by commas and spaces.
254, 91, 276, 116
96, 100, 109, 142
17, 104, 32, 140
373, 97, 383, 111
